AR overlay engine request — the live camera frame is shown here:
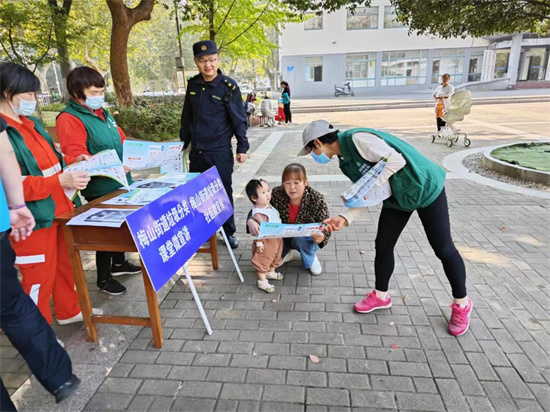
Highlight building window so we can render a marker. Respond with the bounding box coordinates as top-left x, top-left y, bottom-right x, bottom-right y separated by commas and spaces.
346, 53, 376, 87
304, 13, 323, 30
305, 57, 323, 82
381, 50, 427, 86
468, 48, 486, 81
383, 6, 406, 28
347, 7, 378, 30
431, 49, 464, 83
494, 50, 510, 78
